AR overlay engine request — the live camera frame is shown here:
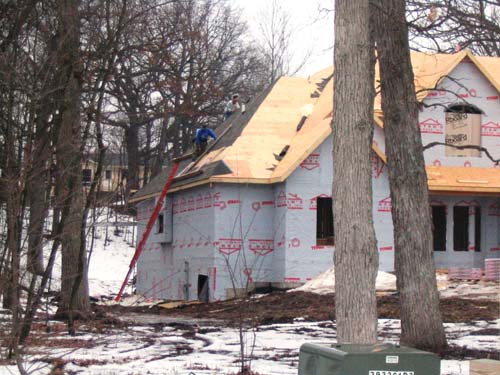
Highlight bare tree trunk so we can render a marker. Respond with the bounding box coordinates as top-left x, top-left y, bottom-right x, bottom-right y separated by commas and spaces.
124, 123, 141, 200
55, 0, 89, 318
27, 115, 52, 275
372, 0, 447, 351
333, 0, 379, 344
